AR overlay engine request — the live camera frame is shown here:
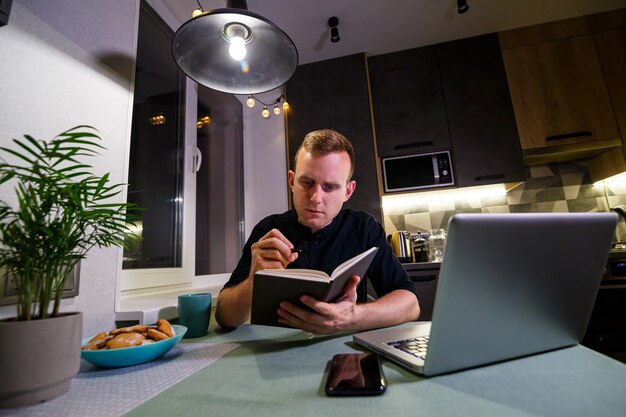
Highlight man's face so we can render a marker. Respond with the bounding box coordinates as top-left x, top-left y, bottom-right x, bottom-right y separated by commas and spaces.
288, 150, 356, 233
